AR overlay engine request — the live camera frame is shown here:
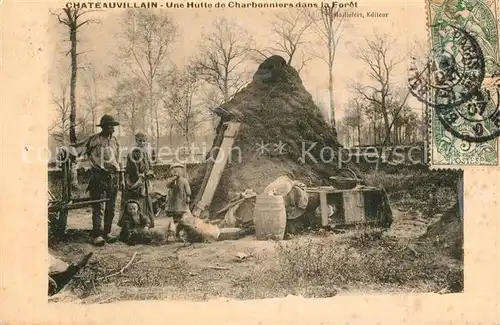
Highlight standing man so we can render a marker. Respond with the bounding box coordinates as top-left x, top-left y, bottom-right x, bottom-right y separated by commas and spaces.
71, 114, 125, 246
